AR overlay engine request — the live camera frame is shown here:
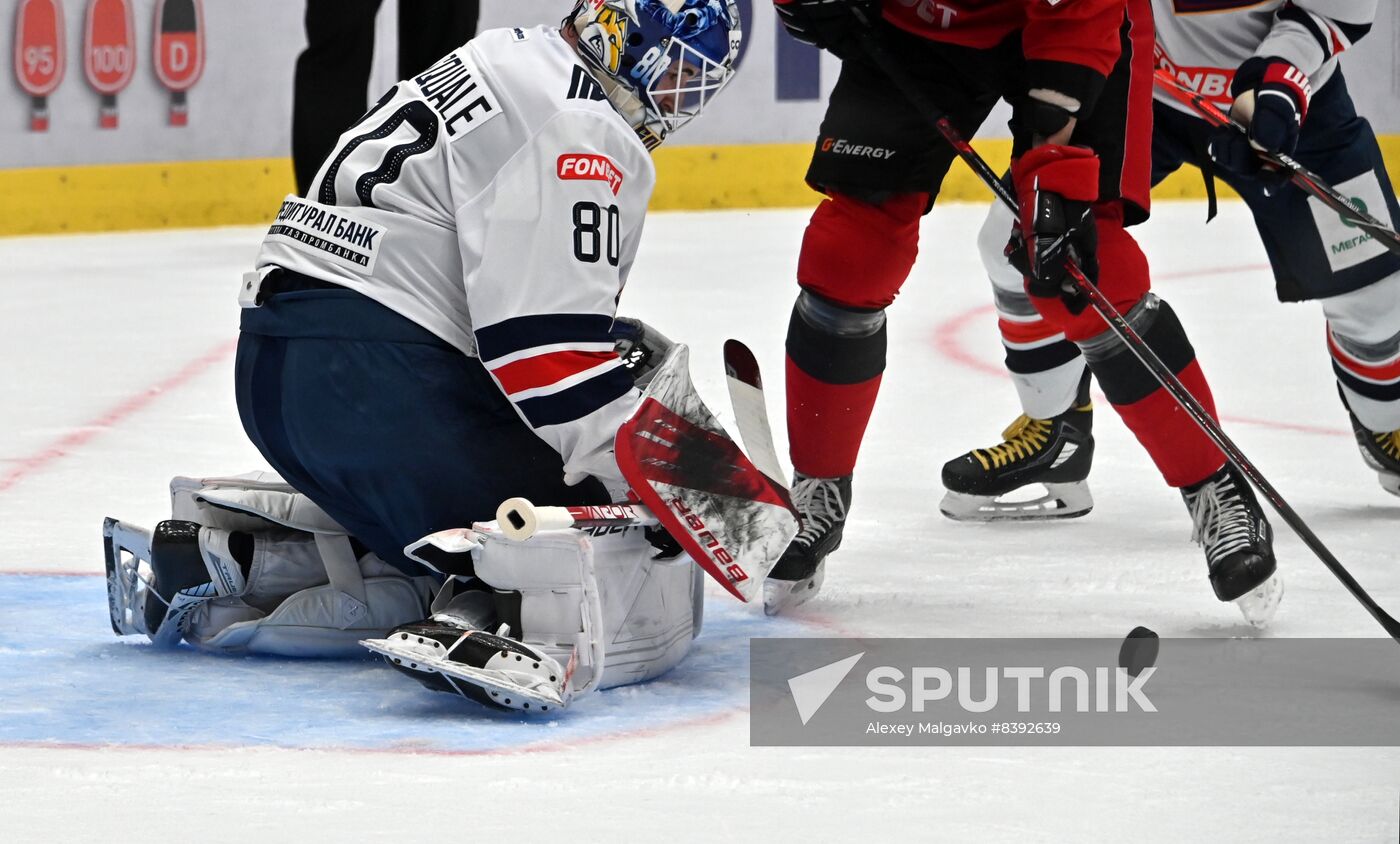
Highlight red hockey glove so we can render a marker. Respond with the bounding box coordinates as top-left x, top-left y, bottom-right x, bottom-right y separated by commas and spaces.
1008, 145, 1100, 316
772, 0, 876, 60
